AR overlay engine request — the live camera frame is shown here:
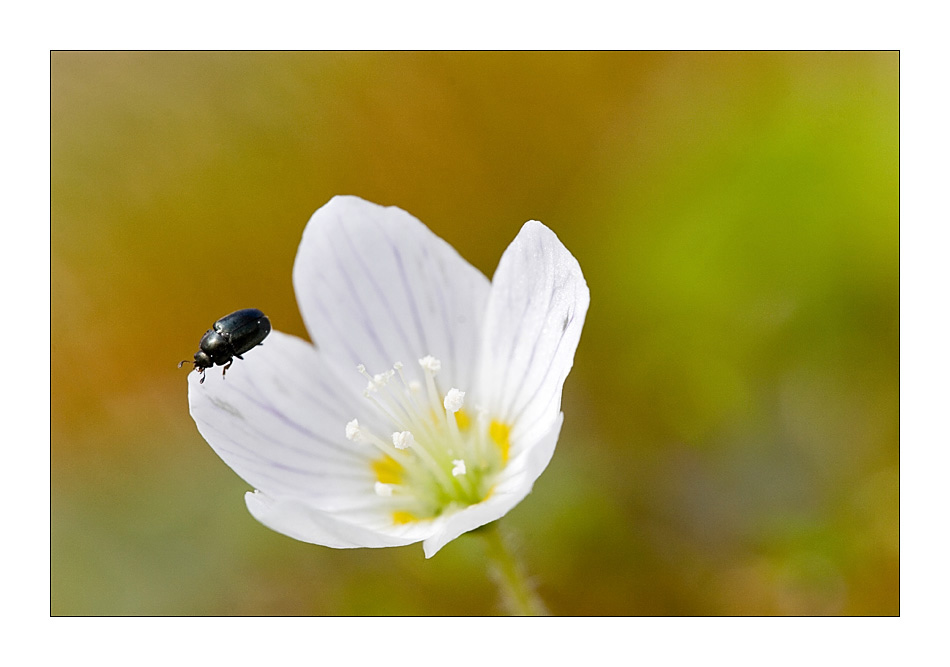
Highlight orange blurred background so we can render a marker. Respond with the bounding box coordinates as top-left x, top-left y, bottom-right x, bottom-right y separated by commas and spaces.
52, 51, 898, 615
